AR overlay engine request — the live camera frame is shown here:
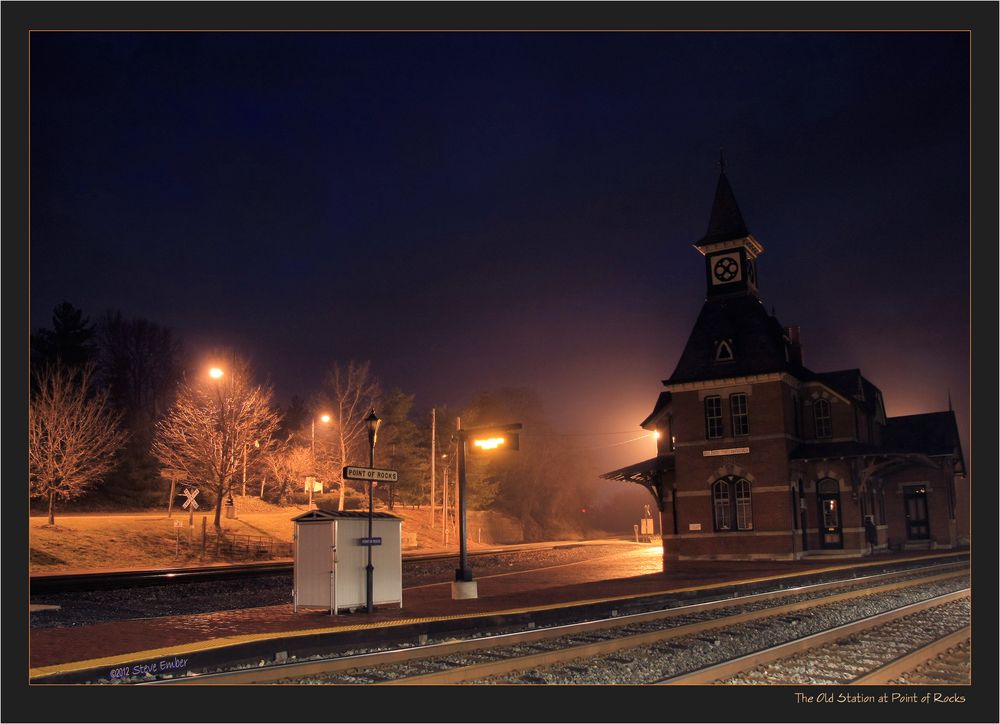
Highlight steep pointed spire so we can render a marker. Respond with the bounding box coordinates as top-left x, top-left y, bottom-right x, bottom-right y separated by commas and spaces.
696, 162, 749, 247
948, 390, 953, 411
